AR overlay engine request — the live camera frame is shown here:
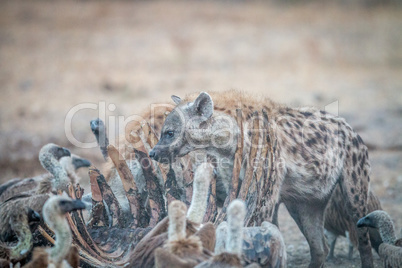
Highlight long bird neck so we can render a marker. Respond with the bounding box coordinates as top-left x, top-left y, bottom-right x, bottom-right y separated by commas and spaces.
168, 214, 186, 242
226, 213, 243, 255
214, 223, 227, 254
42, 154, 69, 192
95, 126, 109, 160
9, 222, 33, 260
60, 158, 79, 185
65, 167, 79, 185
187, 179, 209, 224
49, 215, 72, 264
379, 219, 397, 244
